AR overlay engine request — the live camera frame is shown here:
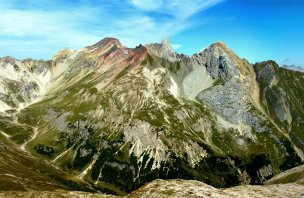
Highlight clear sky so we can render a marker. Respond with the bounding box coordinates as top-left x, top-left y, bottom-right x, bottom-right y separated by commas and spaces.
0, 0, 303, 66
